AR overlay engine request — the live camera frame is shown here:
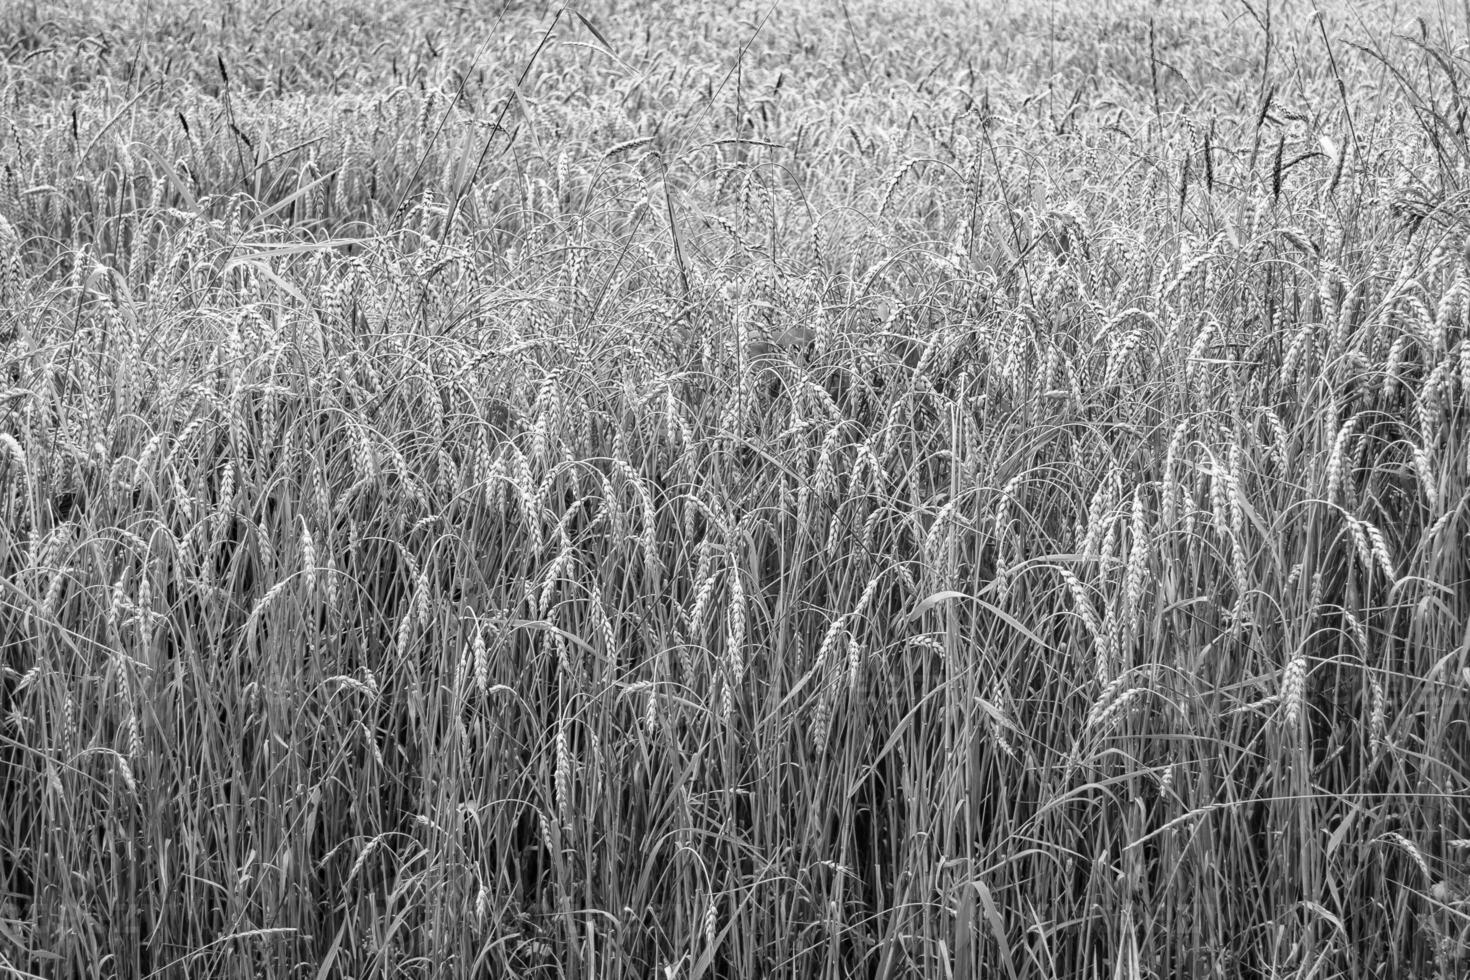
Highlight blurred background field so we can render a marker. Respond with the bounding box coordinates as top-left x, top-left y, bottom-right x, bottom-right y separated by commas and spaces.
1, 0, 1469, 977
